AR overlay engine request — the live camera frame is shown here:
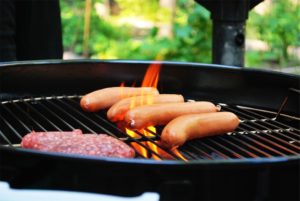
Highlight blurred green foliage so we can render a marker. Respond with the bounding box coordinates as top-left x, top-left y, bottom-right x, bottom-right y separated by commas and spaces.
246, 0, 300, 67
60, 0, 211, 62
60, 0, 132, 56
60, 0, 299, 69
116, 0, 160, 21
60, 0, 84, 53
